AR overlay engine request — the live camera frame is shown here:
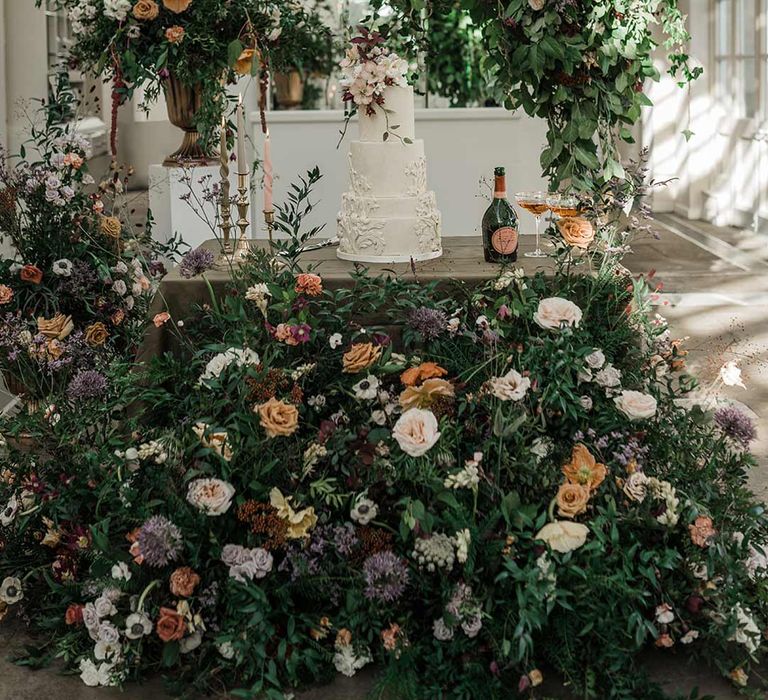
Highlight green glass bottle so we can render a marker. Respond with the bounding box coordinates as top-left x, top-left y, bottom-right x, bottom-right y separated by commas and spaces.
482, 167, 519, 263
